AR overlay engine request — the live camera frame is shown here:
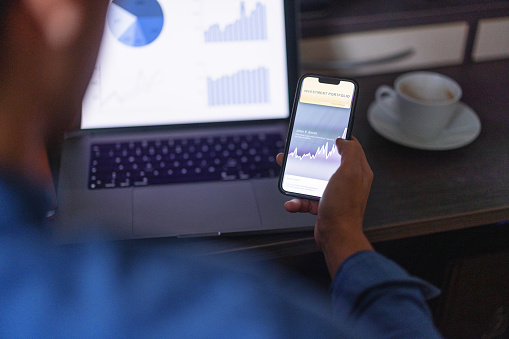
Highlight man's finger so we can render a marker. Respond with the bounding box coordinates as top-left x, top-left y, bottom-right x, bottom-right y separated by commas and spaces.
276, 153, 284, 166
284, 199, 318, 215
336, 137, 367, 166
336, 136, 358, 156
